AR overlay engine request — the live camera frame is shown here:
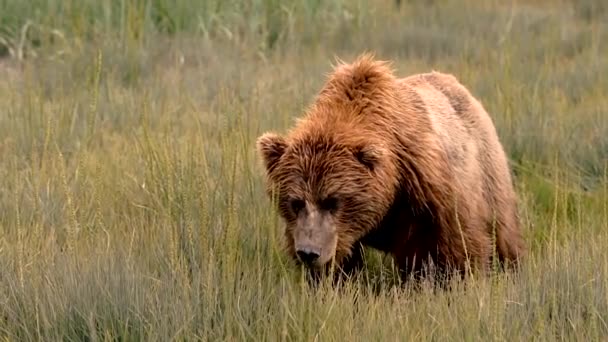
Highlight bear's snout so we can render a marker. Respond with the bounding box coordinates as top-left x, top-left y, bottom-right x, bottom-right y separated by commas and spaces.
296, 247, 321, 265
292, 206, 338, 267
